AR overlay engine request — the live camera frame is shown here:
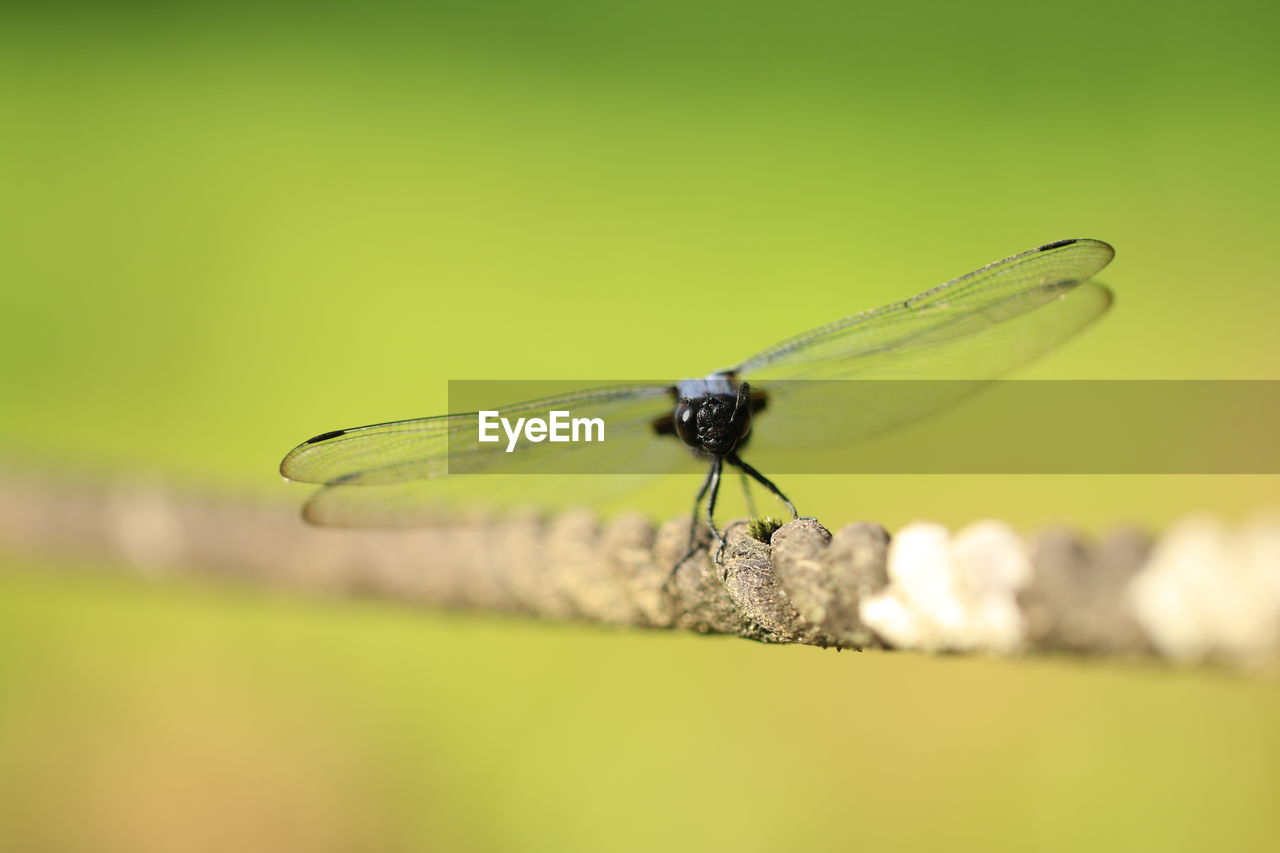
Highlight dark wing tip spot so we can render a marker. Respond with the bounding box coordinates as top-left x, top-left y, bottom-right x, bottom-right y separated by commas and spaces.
1038, 238, 1078, 252
306, 429, 347, 445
